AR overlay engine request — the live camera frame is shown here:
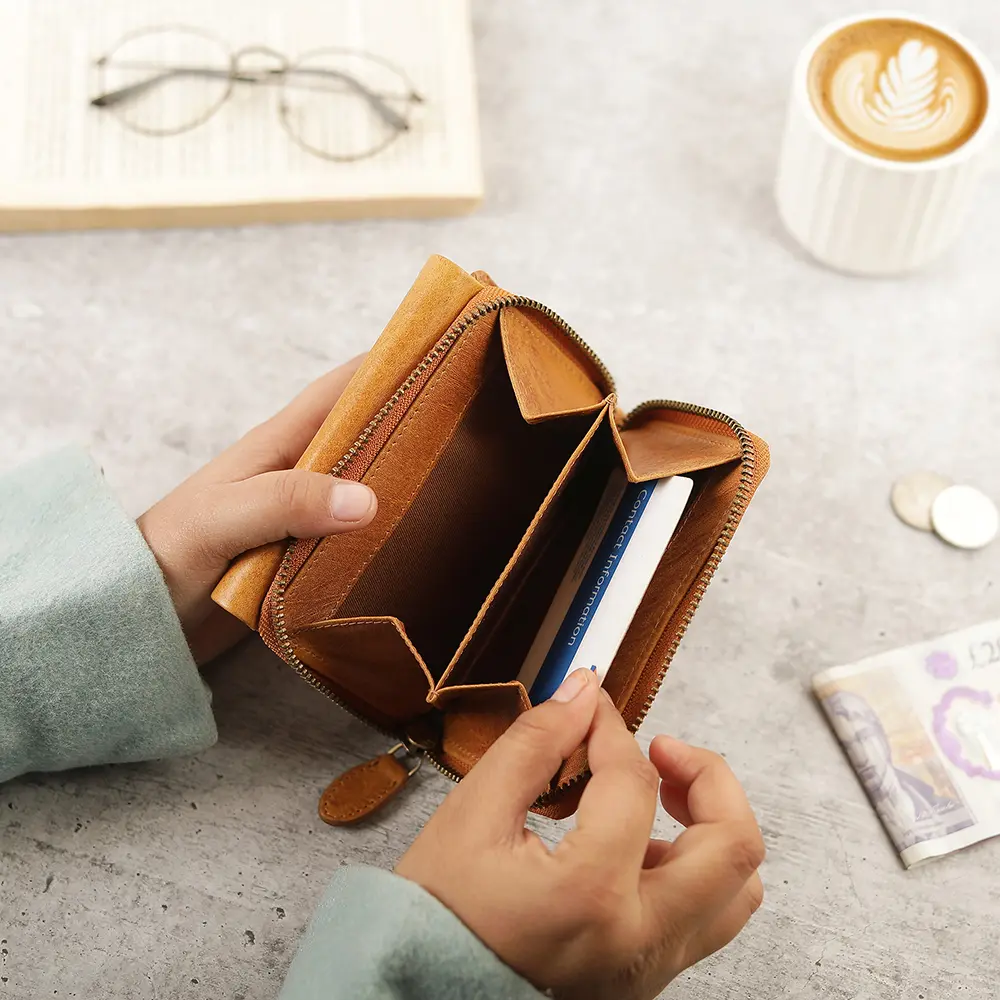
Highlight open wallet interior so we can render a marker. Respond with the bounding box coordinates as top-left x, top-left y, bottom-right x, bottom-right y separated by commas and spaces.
212, 256, 769, 821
